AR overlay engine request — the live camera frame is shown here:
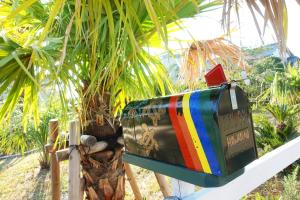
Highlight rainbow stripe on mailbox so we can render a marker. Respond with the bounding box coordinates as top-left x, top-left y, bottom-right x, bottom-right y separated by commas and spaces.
168, 92, 222, 176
